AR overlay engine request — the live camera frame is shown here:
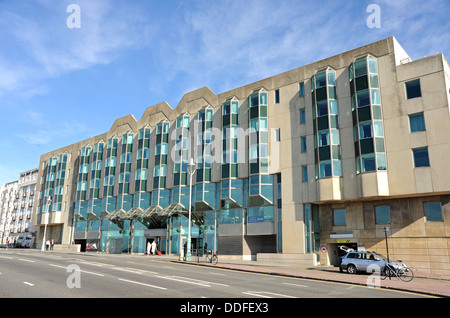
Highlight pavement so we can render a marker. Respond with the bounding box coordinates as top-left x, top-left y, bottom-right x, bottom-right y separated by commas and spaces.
155, 254, 450, 298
